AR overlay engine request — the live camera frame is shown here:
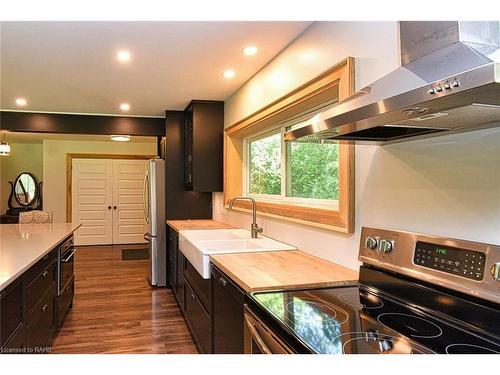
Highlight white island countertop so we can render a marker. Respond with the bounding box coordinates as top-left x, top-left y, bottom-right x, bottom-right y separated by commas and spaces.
0, 223, 81, 290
